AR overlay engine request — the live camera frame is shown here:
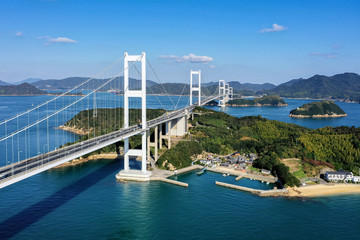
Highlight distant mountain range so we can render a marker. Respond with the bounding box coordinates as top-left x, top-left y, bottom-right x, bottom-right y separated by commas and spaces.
31, 77, 158, 91
15, 78, 43, 85
202, 81, 276, 92
264, 73, 360, 101
0, 80, 10, 86
1, 73, 360, 102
